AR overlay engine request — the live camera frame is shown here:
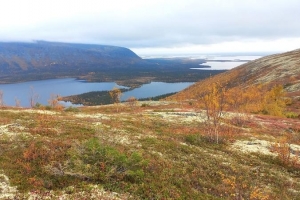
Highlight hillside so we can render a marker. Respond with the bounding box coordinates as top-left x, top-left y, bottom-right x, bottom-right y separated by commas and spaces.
0, 101, 300, 199
170, 48, 300, 100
